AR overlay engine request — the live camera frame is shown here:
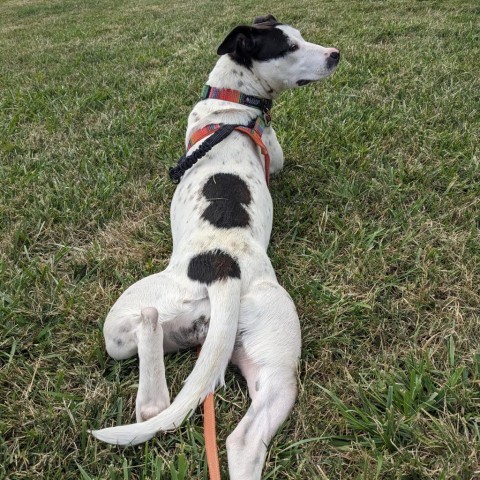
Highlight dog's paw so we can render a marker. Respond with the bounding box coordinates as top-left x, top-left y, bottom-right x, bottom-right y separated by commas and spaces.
136, 399, 170, 422
140, 404, 161, 421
